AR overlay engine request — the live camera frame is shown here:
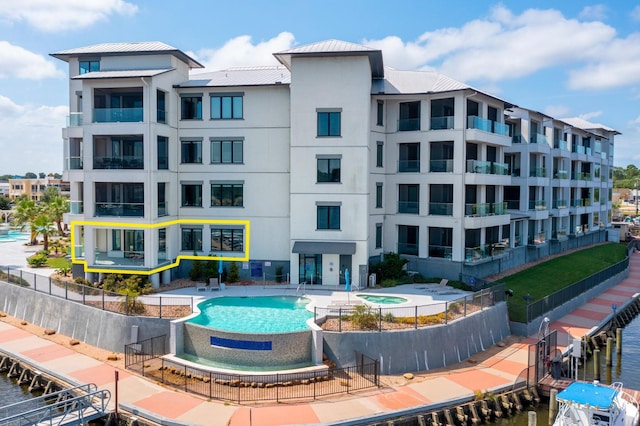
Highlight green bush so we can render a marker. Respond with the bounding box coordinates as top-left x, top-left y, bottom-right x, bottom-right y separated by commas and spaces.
349, 305, 379, 330
55, 266, 72, 277
101, 274, 152, 295
448, 302, 462, 314
382, 312, 395, 323
189, 259, 204, 281
227, 262, 240, 283
369, 252, 409, 283
380, 279, 397, 288
27, 251, 49, 267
